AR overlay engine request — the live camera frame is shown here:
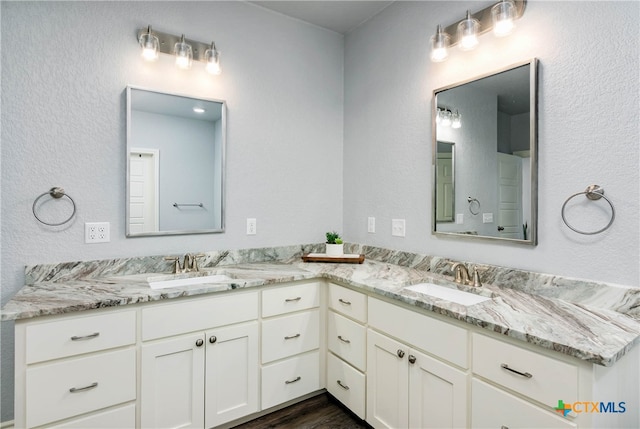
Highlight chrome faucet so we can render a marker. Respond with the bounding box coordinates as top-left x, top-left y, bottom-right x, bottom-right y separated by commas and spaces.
164, 253, 205, 274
